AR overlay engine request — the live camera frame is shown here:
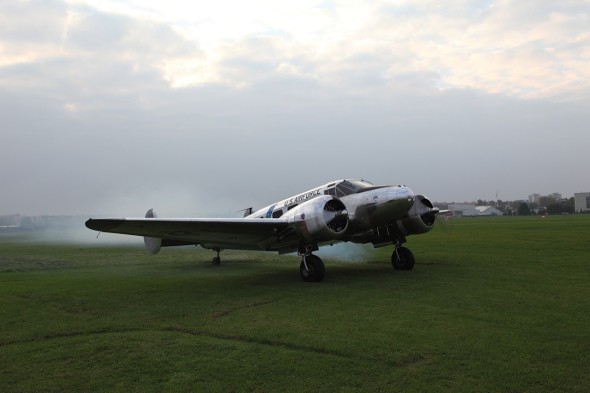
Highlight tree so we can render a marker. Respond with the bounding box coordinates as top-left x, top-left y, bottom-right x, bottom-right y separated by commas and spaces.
539, 196, 557, 208
518, 202, 531, 216
565, 197, 575, 214
546, 203, 563, 215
